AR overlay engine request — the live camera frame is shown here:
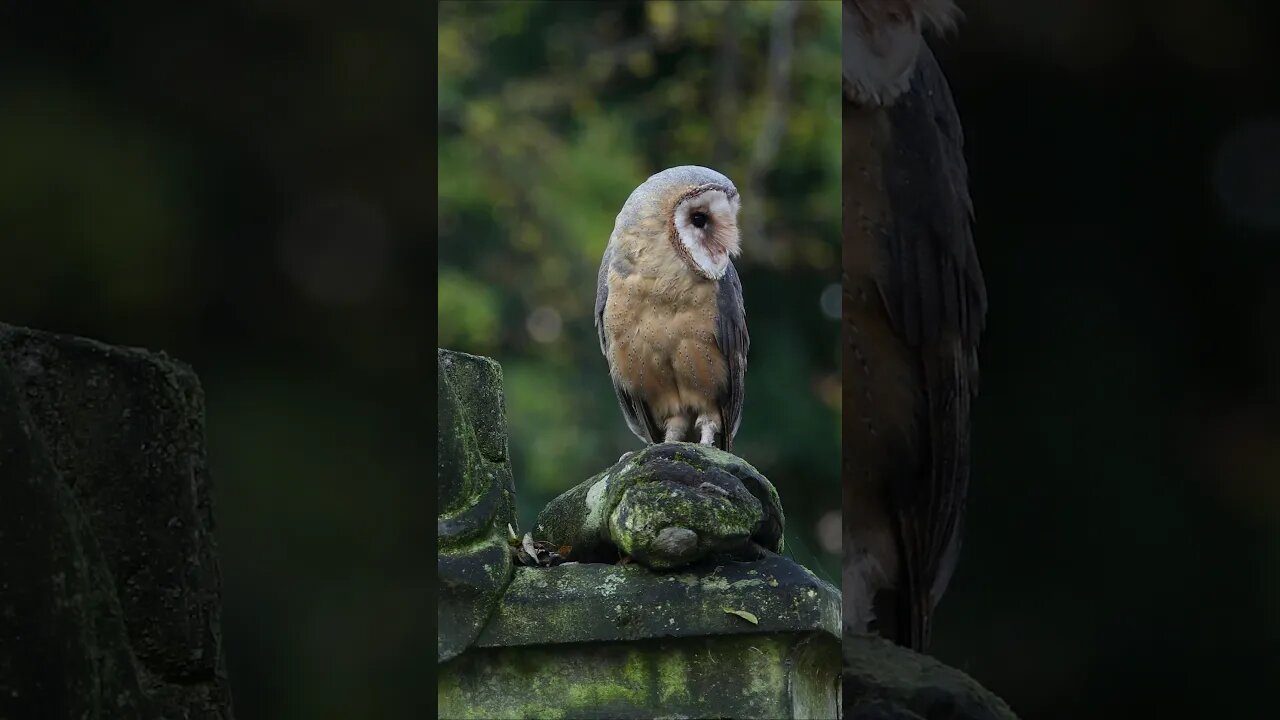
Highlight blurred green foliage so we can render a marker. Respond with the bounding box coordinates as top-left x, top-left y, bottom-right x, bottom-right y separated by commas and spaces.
438, 0, 843, 581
